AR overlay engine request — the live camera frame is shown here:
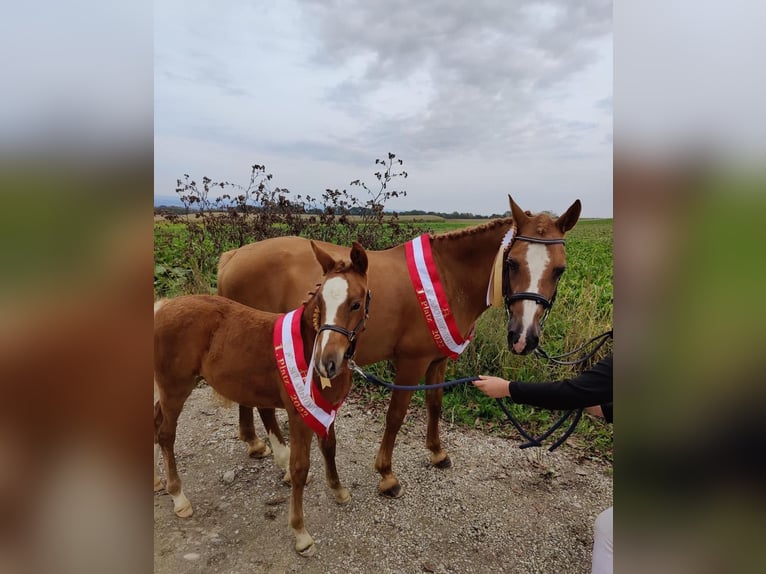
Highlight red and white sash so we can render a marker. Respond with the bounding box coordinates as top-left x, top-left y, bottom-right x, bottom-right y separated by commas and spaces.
405, 234, 474, 360
273, 307, 340, 439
